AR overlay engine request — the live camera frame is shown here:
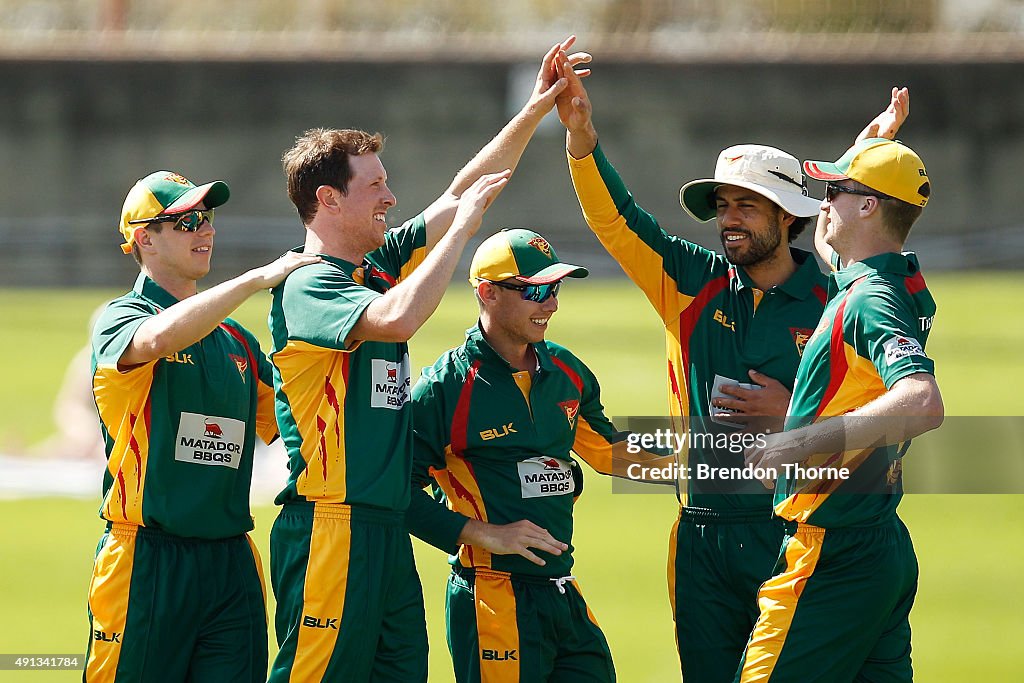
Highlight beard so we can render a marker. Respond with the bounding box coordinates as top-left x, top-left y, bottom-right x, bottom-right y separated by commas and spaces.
720, 215, 783, 266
